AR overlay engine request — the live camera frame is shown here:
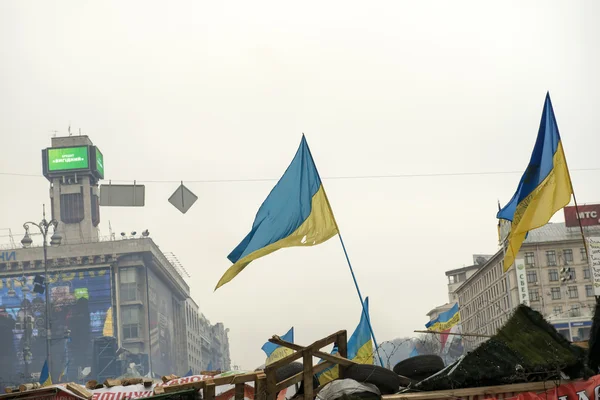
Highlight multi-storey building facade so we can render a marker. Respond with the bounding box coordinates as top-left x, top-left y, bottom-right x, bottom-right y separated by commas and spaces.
0, 135, 230, 385
425, 255, 489, 323
456, 219, 599, 351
